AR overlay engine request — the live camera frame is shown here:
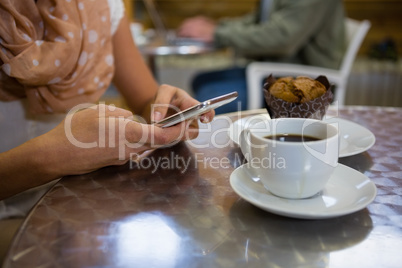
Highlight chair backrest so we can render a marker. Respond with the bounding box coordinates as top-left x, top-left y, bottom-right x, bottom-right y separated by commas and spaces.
245, 18, 371, 108
339, 18, 371, 77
